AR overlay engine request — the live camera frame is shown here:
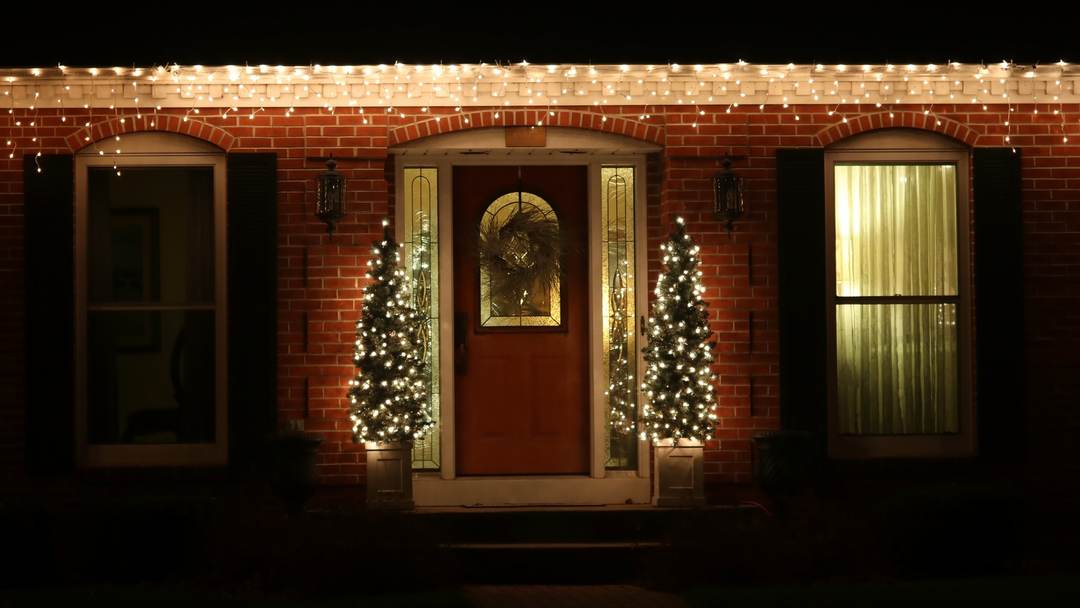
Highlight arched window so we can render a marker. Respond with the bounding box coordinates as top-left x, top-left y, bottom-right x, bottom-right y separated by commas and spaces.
825, 129, 972, 457
75, 132, 228, 466
479, 191, 562, 328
